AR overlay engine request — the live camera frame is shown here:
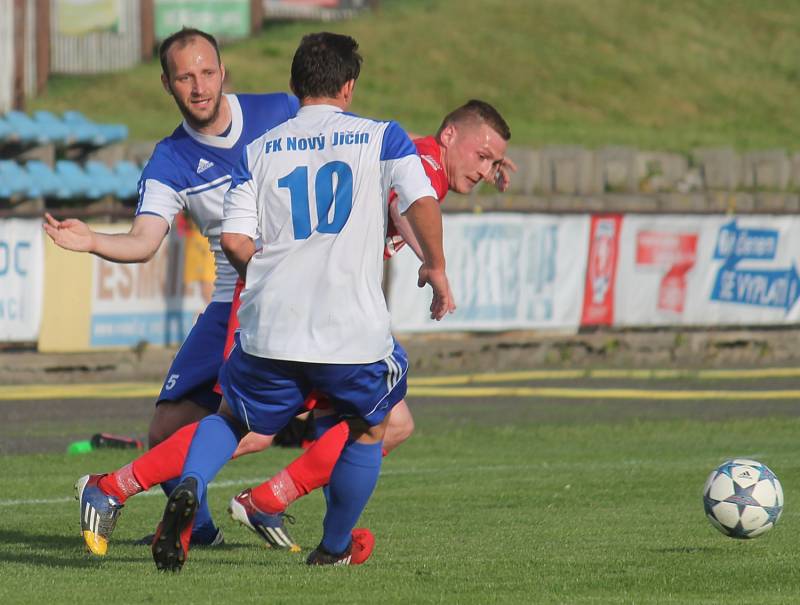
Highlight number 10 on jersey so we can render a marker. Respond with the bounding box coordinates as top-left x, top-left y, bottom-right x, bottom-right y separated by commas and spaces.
278, 161, 354, 239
